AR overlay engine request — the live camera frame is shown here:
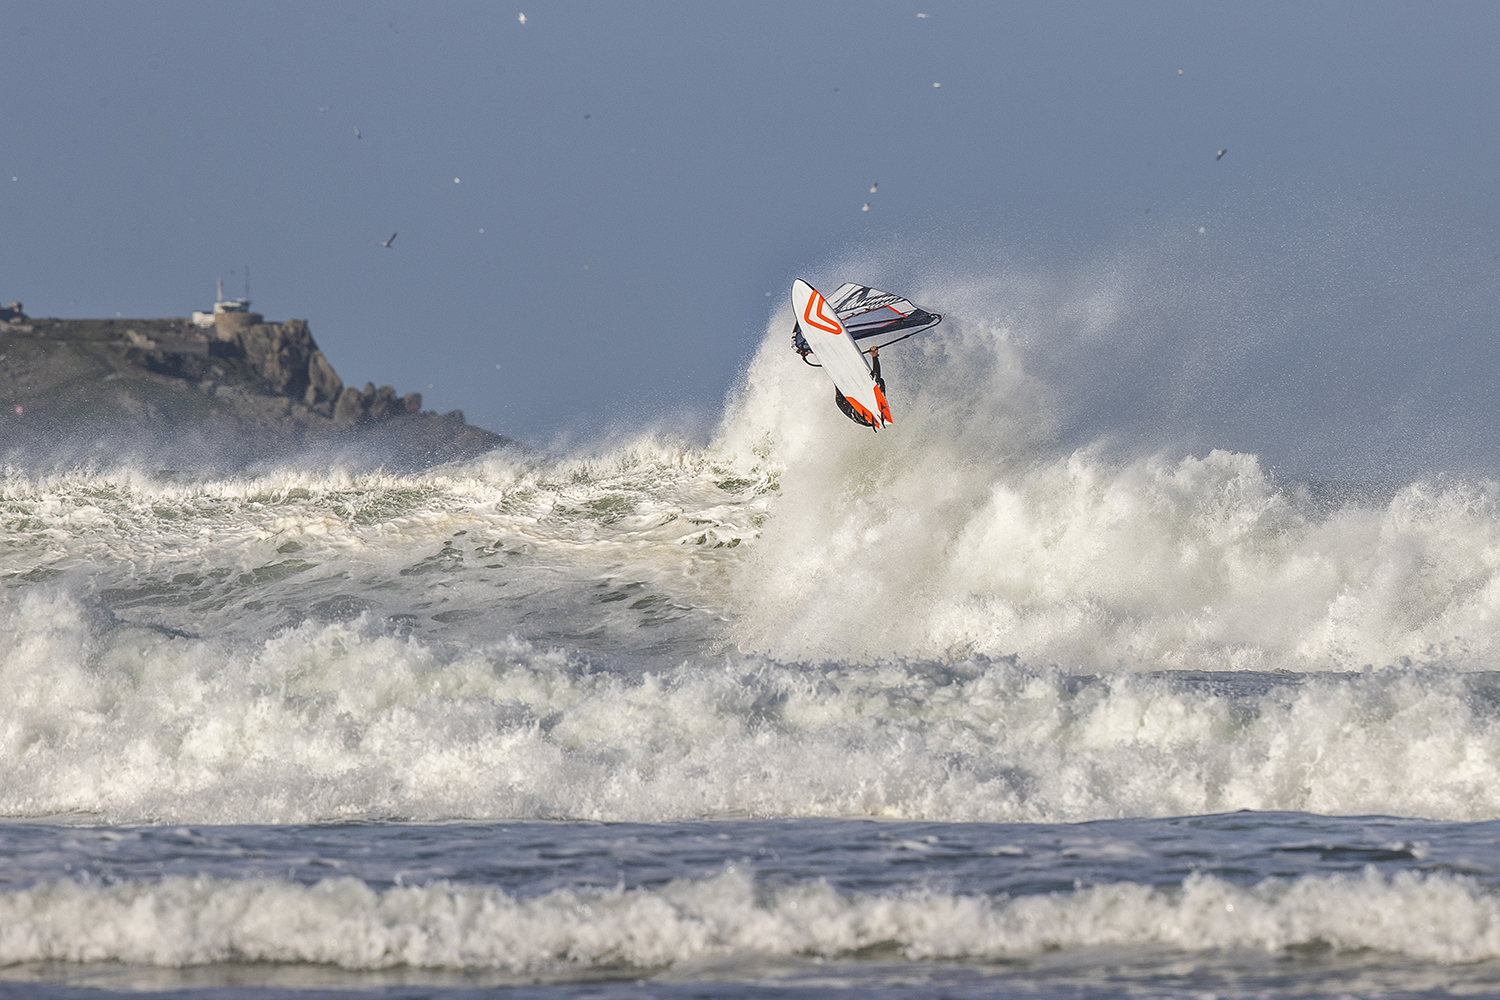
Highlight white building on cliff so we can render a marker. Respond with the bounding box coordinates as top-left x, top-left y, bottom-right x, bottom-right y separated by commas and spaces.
192, 279, 261, 338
